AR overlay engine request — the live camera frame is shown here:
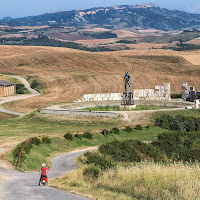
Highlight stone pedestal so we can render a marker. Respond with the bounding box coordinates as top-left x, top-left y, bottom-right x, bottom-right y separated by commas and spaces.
120, 105, 136, 110
195, 100, 200, 109
121, 93, 135, 105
